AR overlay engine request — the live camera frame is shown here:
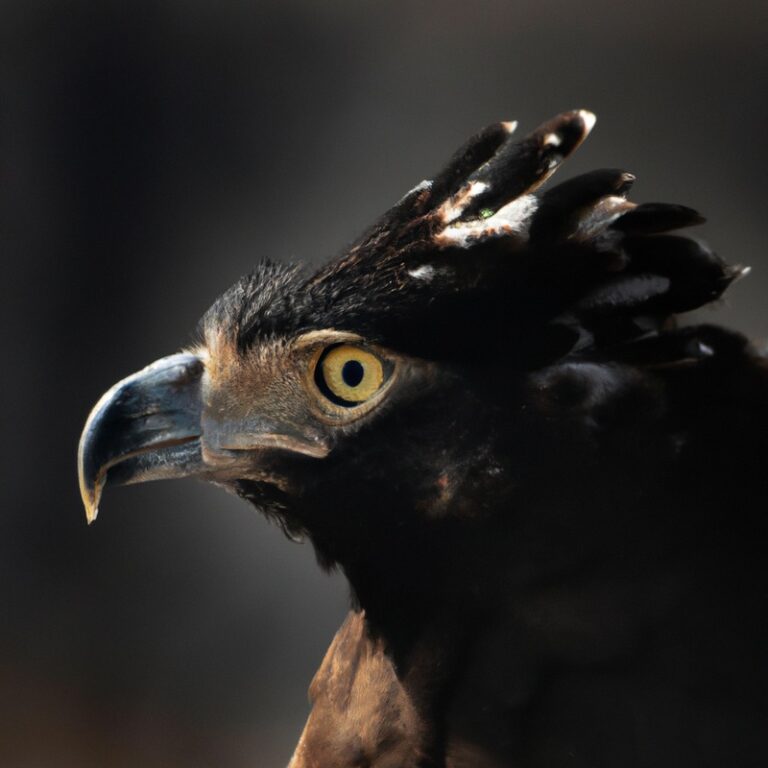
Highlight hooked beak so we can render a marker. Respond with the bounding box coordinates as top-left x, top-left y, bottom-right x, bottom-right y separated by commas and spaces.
77, 353, 205, 524
78, 351, 331, 524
